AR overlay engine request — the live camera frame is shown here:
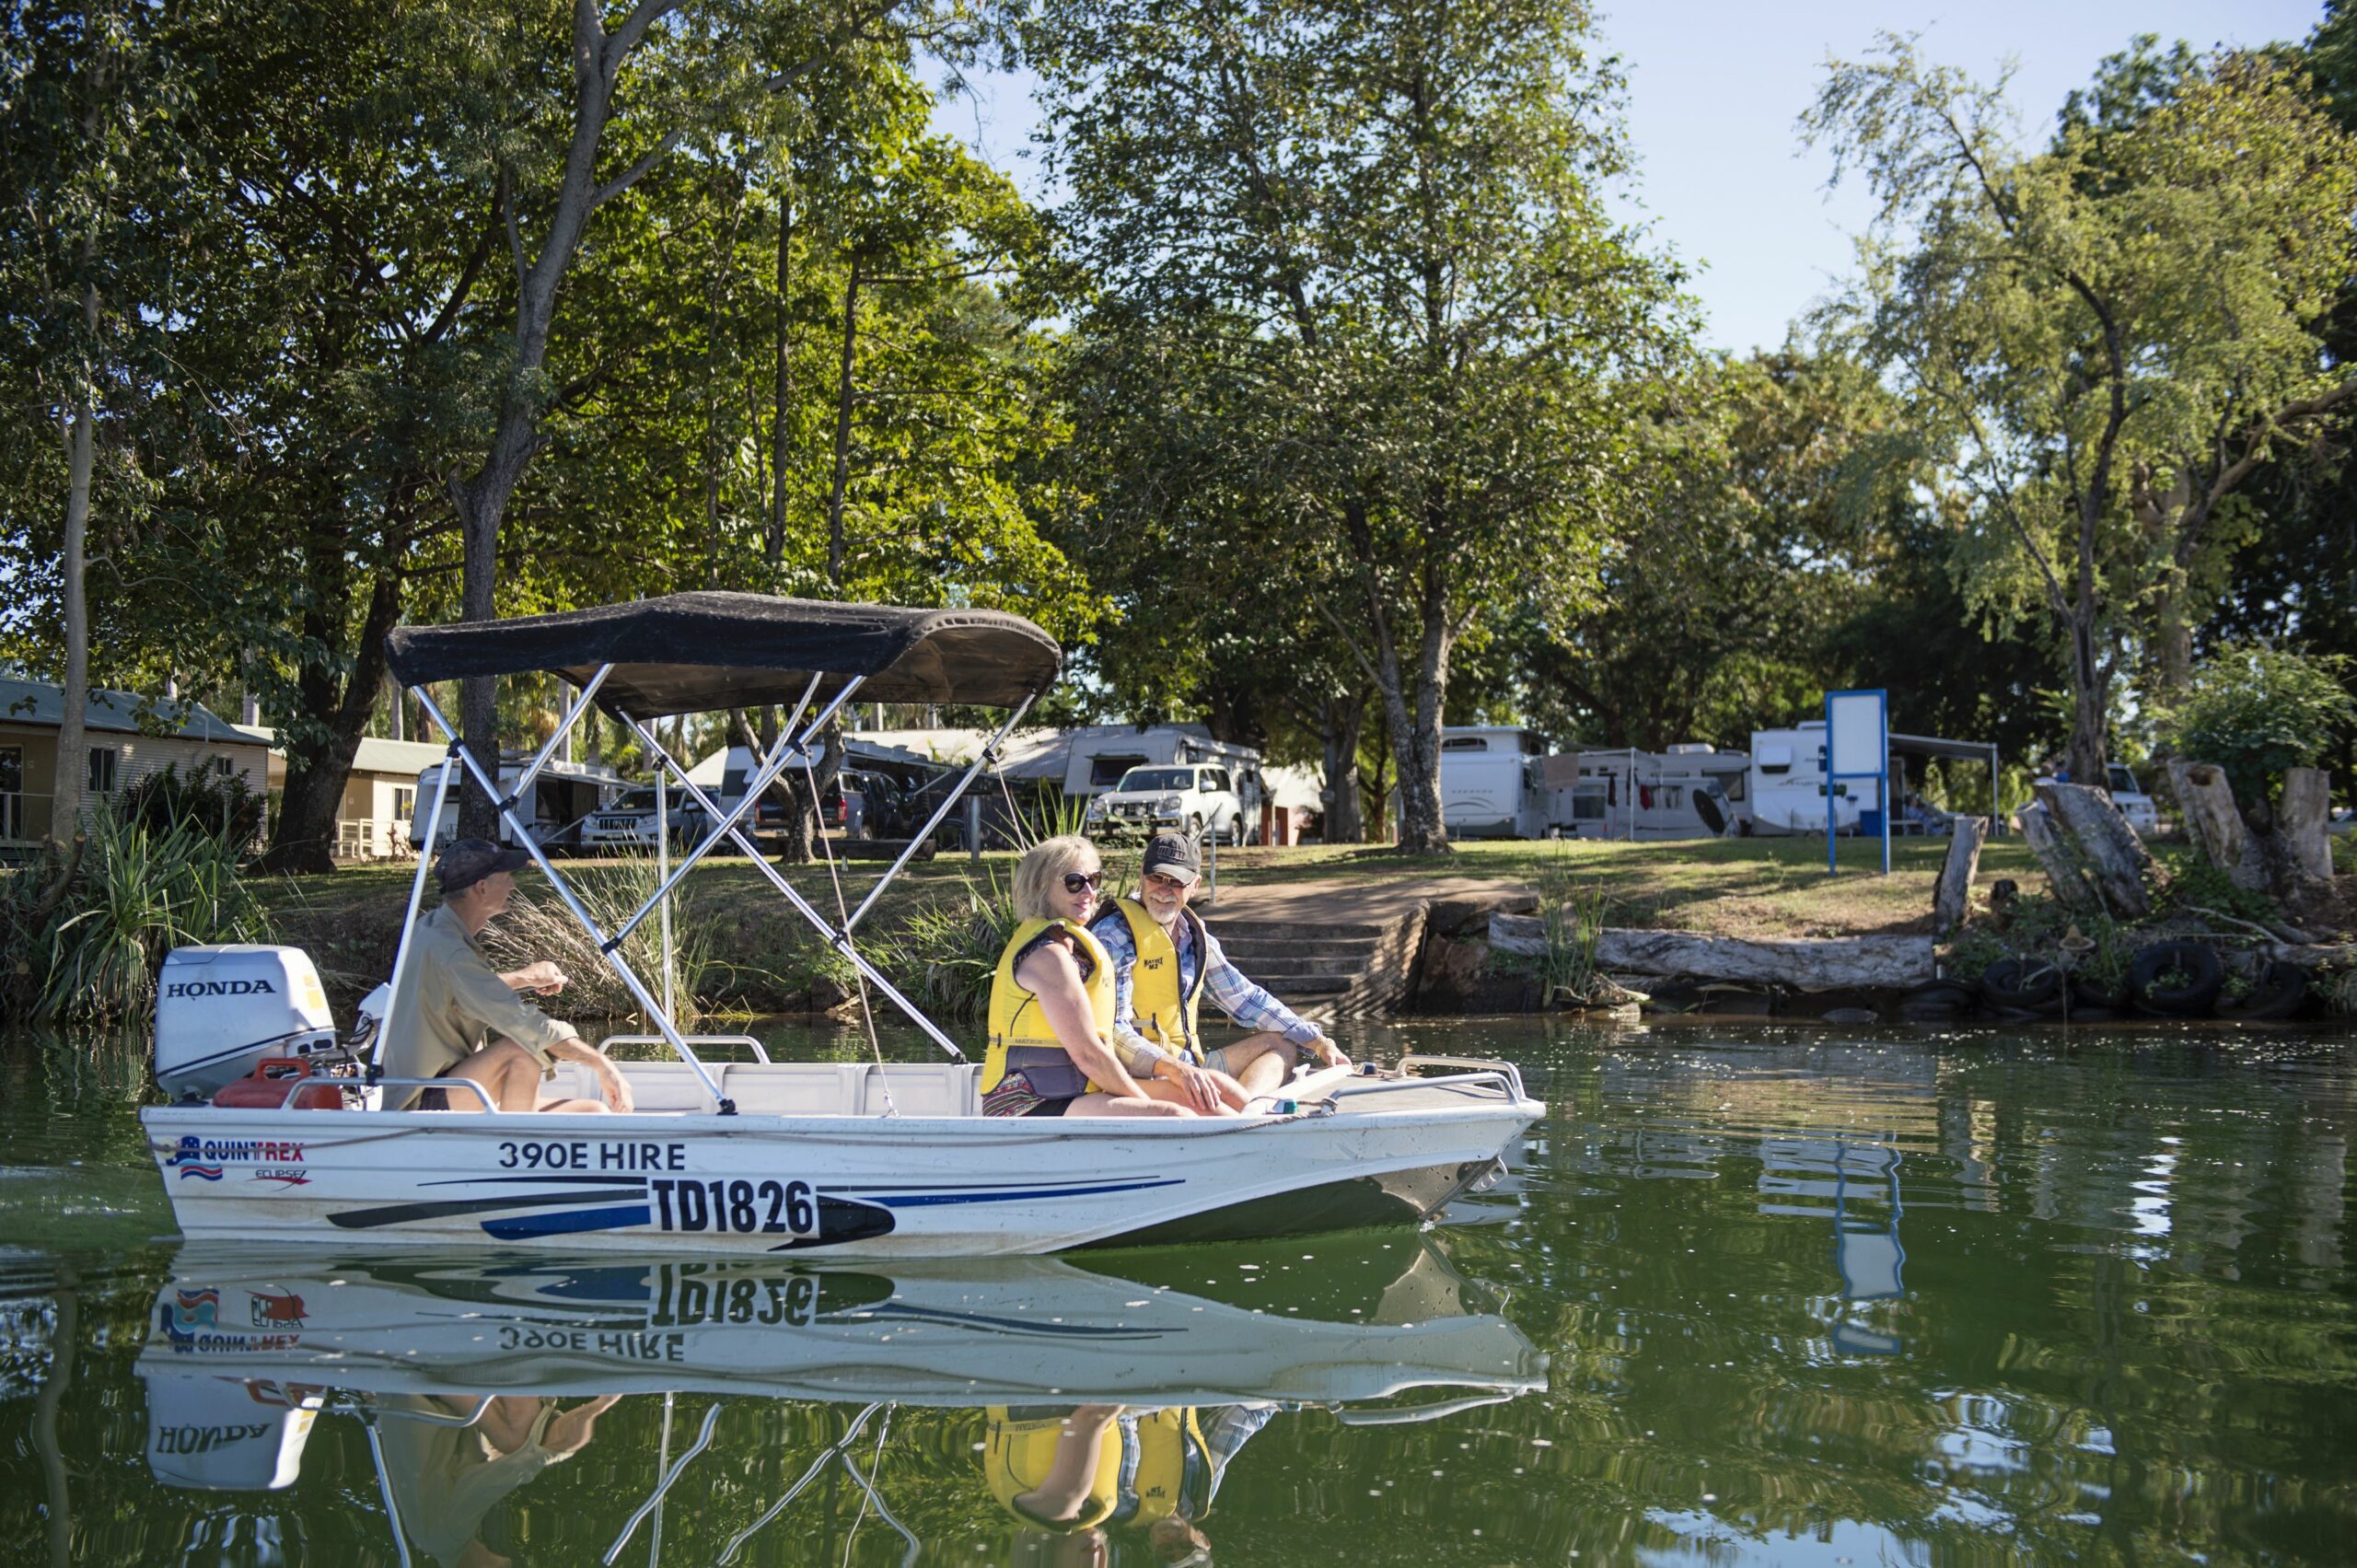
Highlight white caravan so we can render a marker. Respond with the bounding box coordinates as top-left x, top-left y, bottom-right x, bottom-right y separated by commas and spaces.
1747, 722, 1866, 835
1438, 726, 1550, 839
408, 754, 627, 852
1544, 744, 1752, 840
